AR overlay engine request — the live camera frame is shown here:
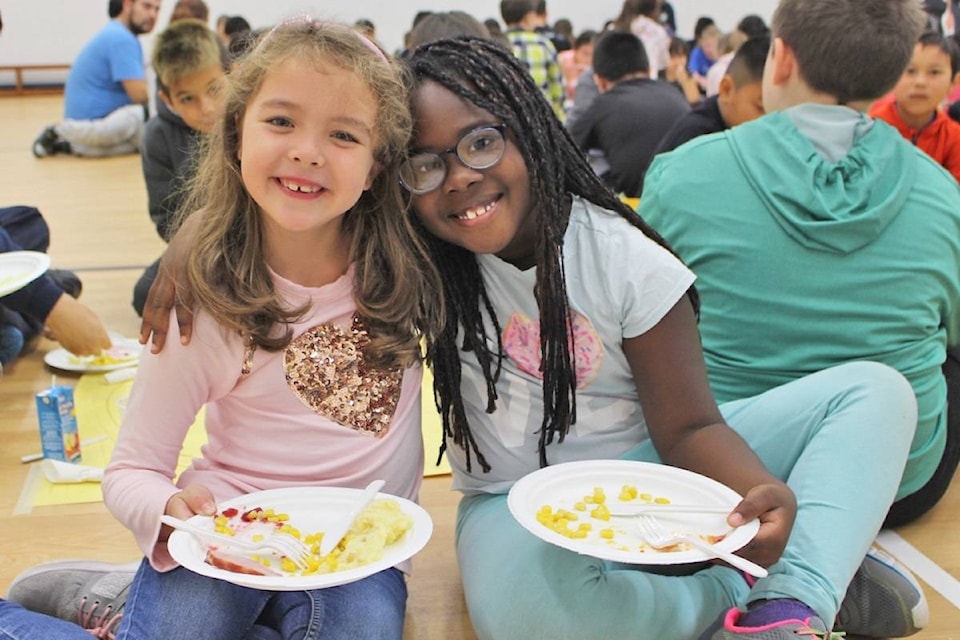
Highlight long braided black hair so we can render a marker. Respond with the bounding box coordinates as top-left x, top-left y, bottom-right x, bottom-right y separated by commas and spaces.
406, 36, 698, 472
